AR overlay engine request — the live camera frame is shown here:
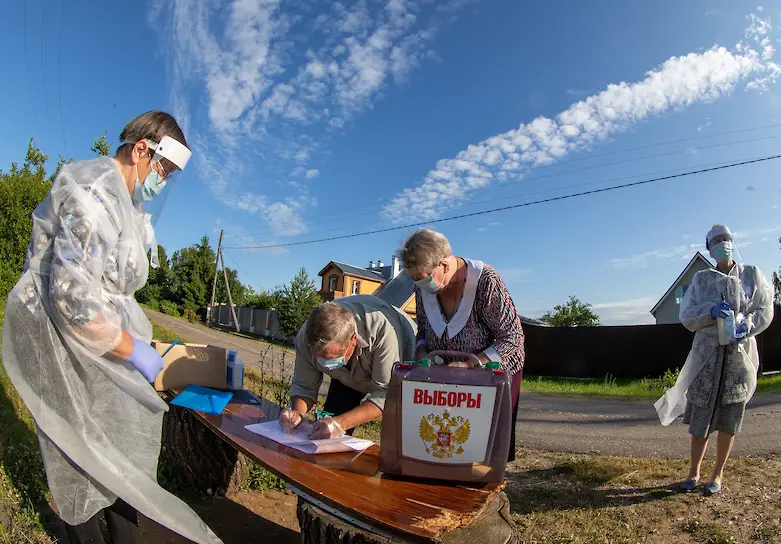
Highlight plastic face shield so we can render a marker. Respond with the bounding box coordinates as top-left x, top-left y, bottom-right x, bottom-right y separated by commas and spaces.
142, 136, 192, 227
